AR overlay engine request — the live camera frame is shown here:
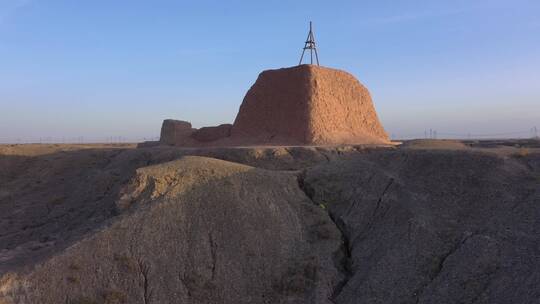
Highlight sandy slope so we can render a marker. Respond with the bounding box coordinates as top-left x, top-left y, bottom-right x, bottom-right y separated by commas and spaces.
0, 141, 539, 303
